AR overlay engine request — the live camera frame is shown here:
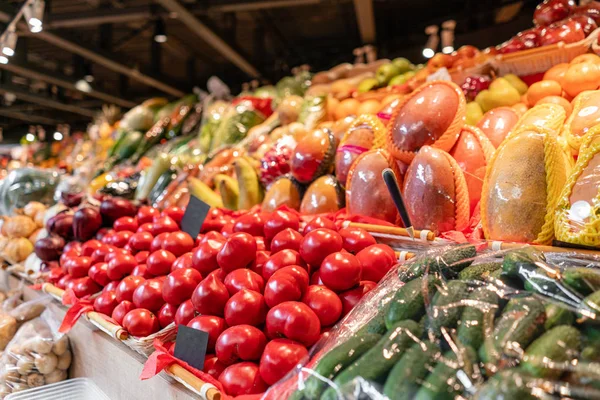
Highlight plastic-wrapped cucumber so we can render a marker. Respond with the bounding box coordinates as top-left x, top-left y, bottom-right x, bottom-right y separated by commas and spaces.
210, 100, 266, 151
148, 169, 177, 205
383, 341, 439, 400
297, 95, 327, 130
135, 153, 171, 201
